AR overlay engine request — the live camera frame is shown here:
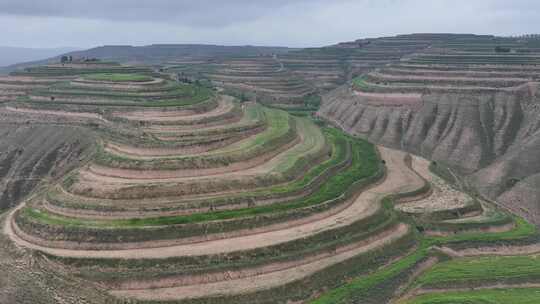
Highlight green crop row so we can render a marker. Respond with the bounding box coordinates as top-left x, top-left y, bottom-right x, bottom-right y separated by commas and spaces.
403, 288, 540, 304
82, 73, 153, 82
414, 255, 540, 289
352, 75, 371, 91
